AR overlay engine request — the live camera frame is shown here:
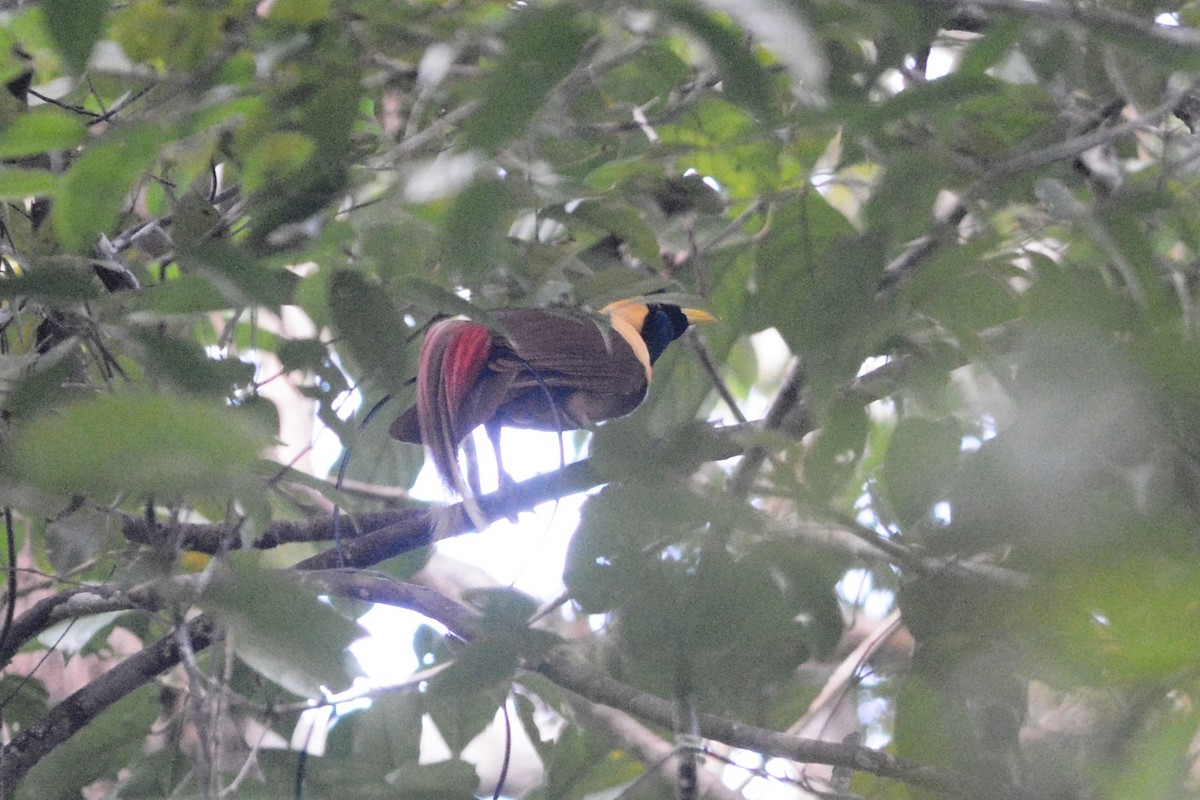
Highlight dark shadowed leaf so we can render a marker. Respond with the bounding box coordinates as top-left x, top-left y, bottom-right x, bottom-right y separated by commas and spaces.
881, 417, 962, 526
462, 5, 593, 150
17, 684, 158, 800
42, 0, 108, 74
328, 268, 414, 389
